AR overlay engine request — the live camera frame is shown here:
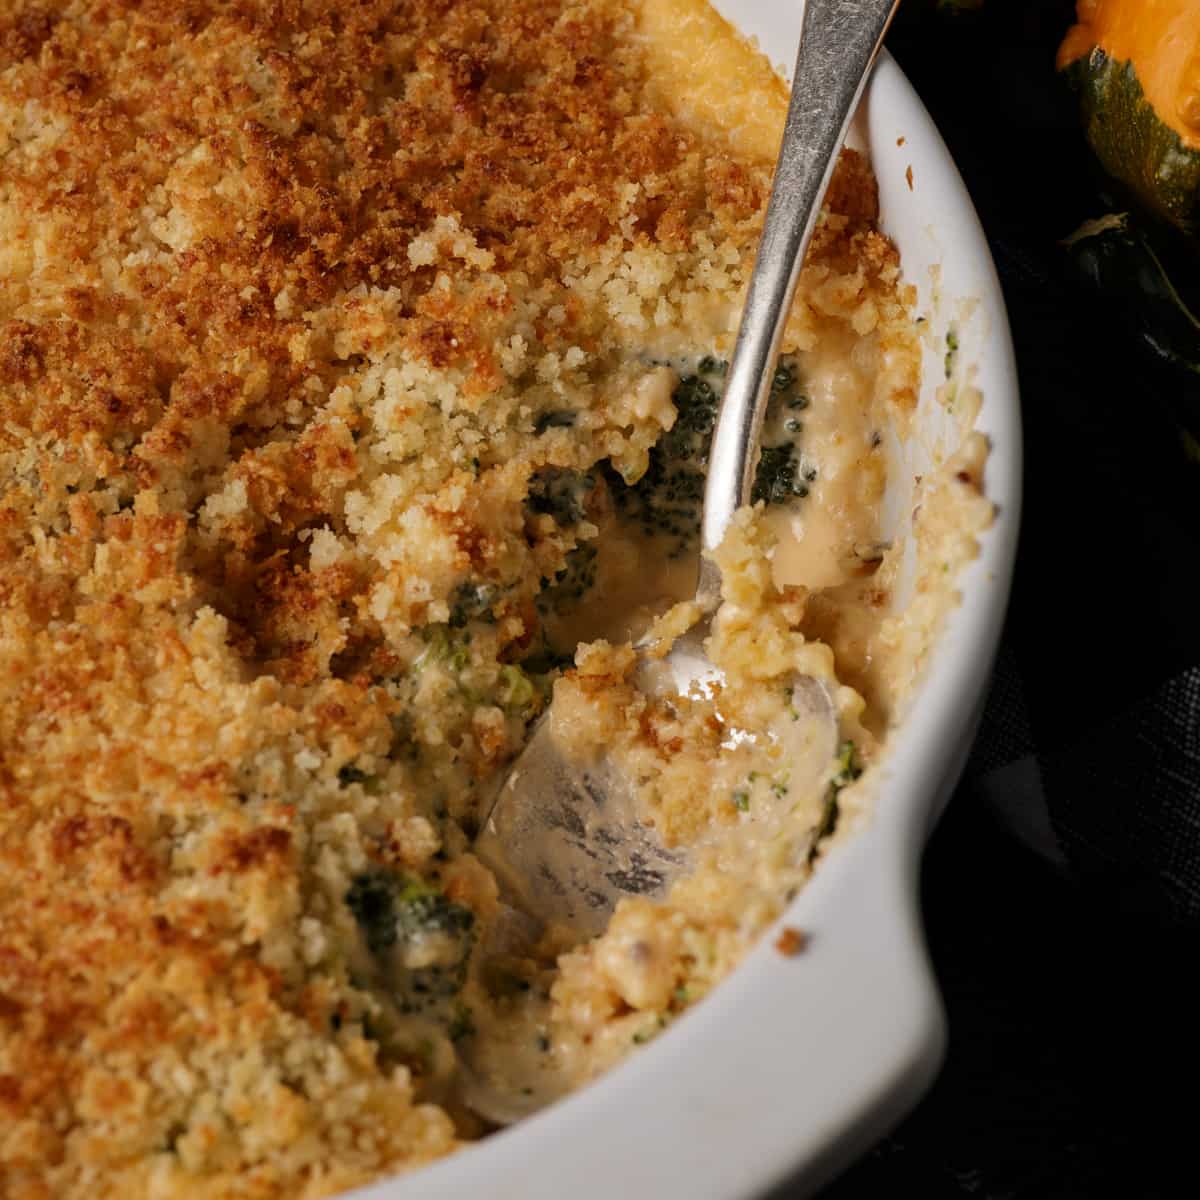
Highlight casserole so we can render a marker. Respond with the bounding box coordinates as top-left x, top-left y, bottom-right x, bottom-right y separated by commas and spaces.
0, 1, 1018, 1194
